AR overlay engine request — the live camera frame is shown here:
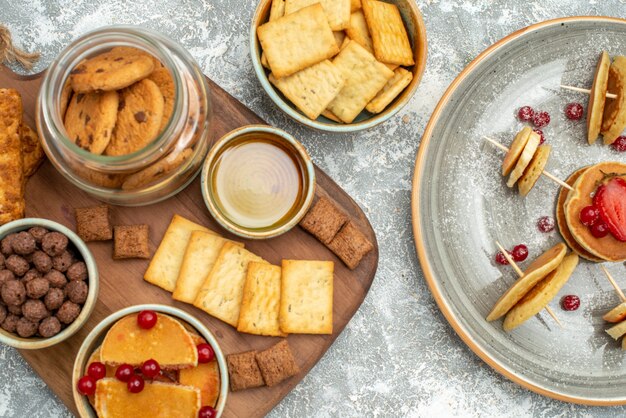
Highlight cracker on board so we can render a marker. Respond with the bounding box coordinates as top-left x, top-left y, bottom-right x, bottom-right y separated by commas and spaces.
345, 10, 373, 53
257, 4, 339, 79
284, 0, 351, 31
362, 0, 414, 66
237, 262, 286, 337
144, 214, 216, 292
269, 60, 345, 120
193, 242, 267, 327
327, 40, 394, 123
365, 67, 413, 114
279, 259, 334, 334
172, 231, 243, 304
